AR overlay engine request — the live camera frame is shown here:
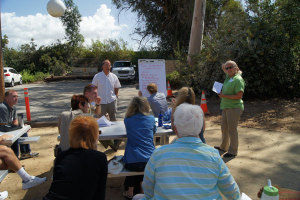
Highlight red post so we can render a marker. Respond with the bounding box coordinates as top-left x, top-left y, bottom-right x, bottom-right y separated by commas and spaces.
24, 88, 31, 121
